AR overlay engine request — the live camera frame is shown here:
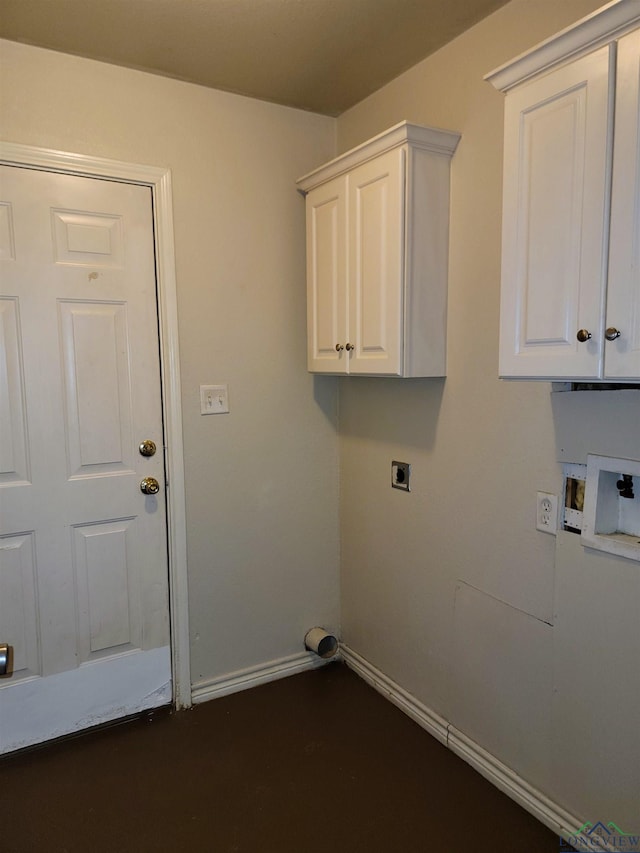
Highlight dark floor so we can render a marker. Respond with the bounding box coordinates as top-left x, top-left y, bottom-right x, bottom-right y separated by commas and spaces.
2, 663, 565, 853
